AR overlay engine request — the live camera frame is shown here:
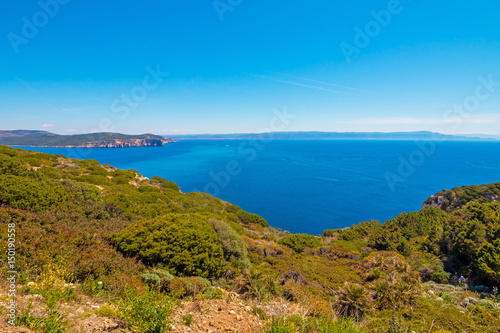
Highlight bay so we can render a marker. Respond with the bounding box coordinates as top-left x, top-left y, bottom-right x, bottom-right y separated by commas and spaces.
17, 140, 500, 234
